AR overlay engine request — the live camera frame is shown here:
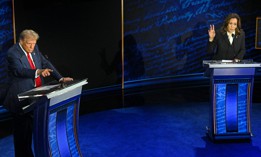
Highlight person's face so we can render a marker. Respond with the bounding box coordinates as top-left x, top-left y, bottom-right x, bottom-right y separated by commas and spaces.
20, 38, 37, 53
227, 18, 238, 33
